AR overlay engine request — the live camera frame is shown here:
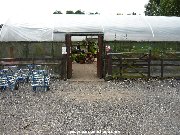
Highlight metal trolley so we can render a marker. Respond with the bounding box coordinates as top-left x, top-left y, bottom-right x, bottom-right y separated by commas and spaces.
30, 69, 50, 92
0, 67, 19, 91
0, 65, 51, 92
